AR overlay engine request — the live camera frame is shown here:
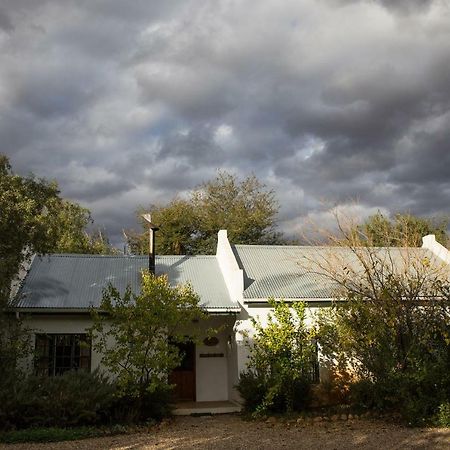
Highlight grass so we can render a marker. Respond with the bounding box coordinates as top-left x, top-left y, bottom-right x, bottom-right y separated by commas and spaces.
0, 424, 133, 444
